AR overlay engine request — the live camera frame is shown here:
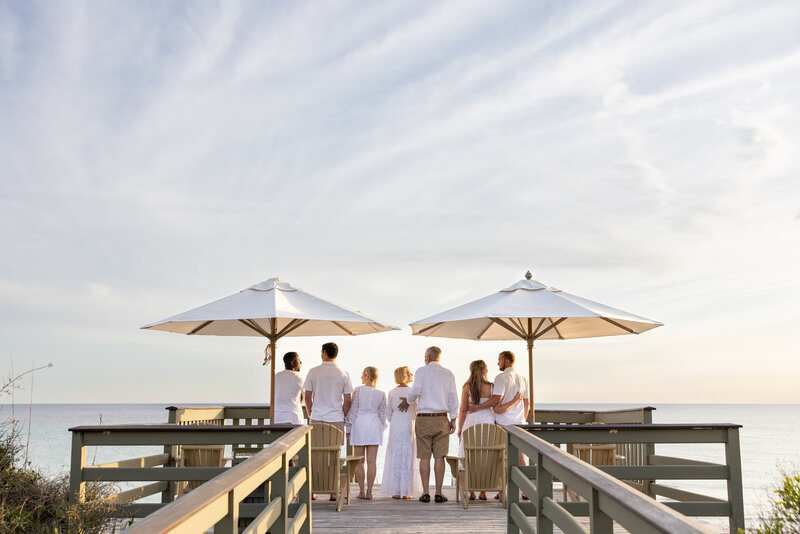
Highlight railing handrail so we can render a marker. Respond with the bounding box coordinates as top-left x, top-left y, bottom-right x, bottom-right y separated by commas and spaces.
505, 425, 717, 534
536, 406, 656, 415
68, 423, 296, 432
125, 425, 311, 533
522, 423, 743, 431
